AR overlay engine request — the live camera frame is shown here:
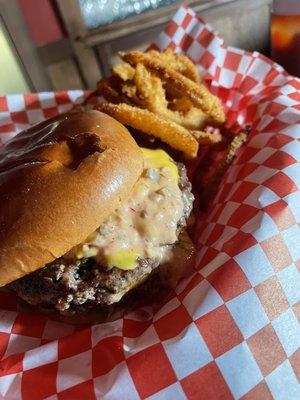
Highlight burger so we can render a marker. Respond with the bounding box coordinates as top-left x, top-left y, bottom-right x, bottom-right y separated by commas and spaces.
0, 110, 195, 323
